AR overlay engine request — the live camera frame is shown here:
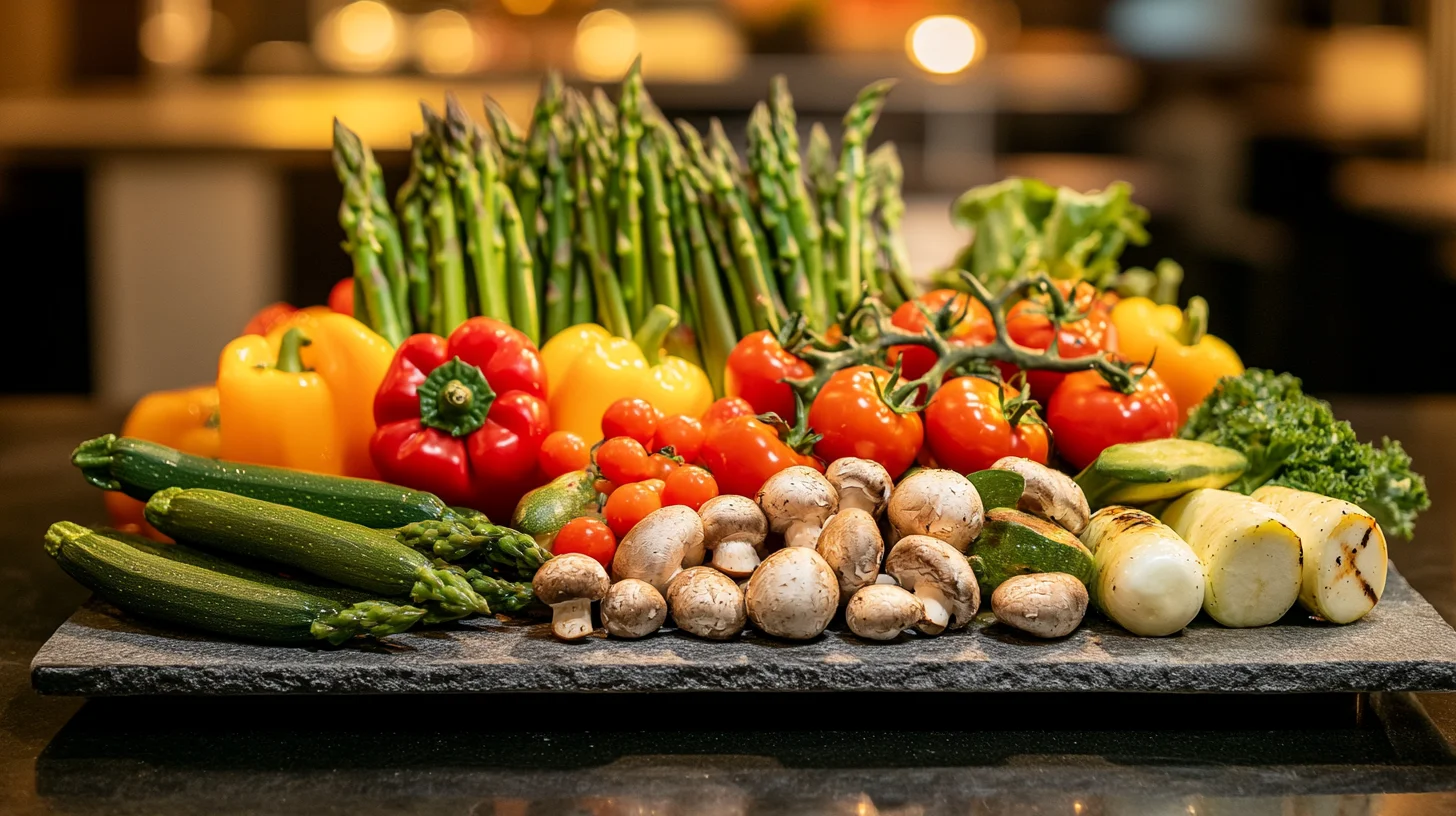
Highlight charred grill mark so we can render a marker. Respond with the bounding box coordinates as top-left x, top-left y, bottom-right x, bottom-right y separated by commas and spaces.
1359, 527, 1372, 549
